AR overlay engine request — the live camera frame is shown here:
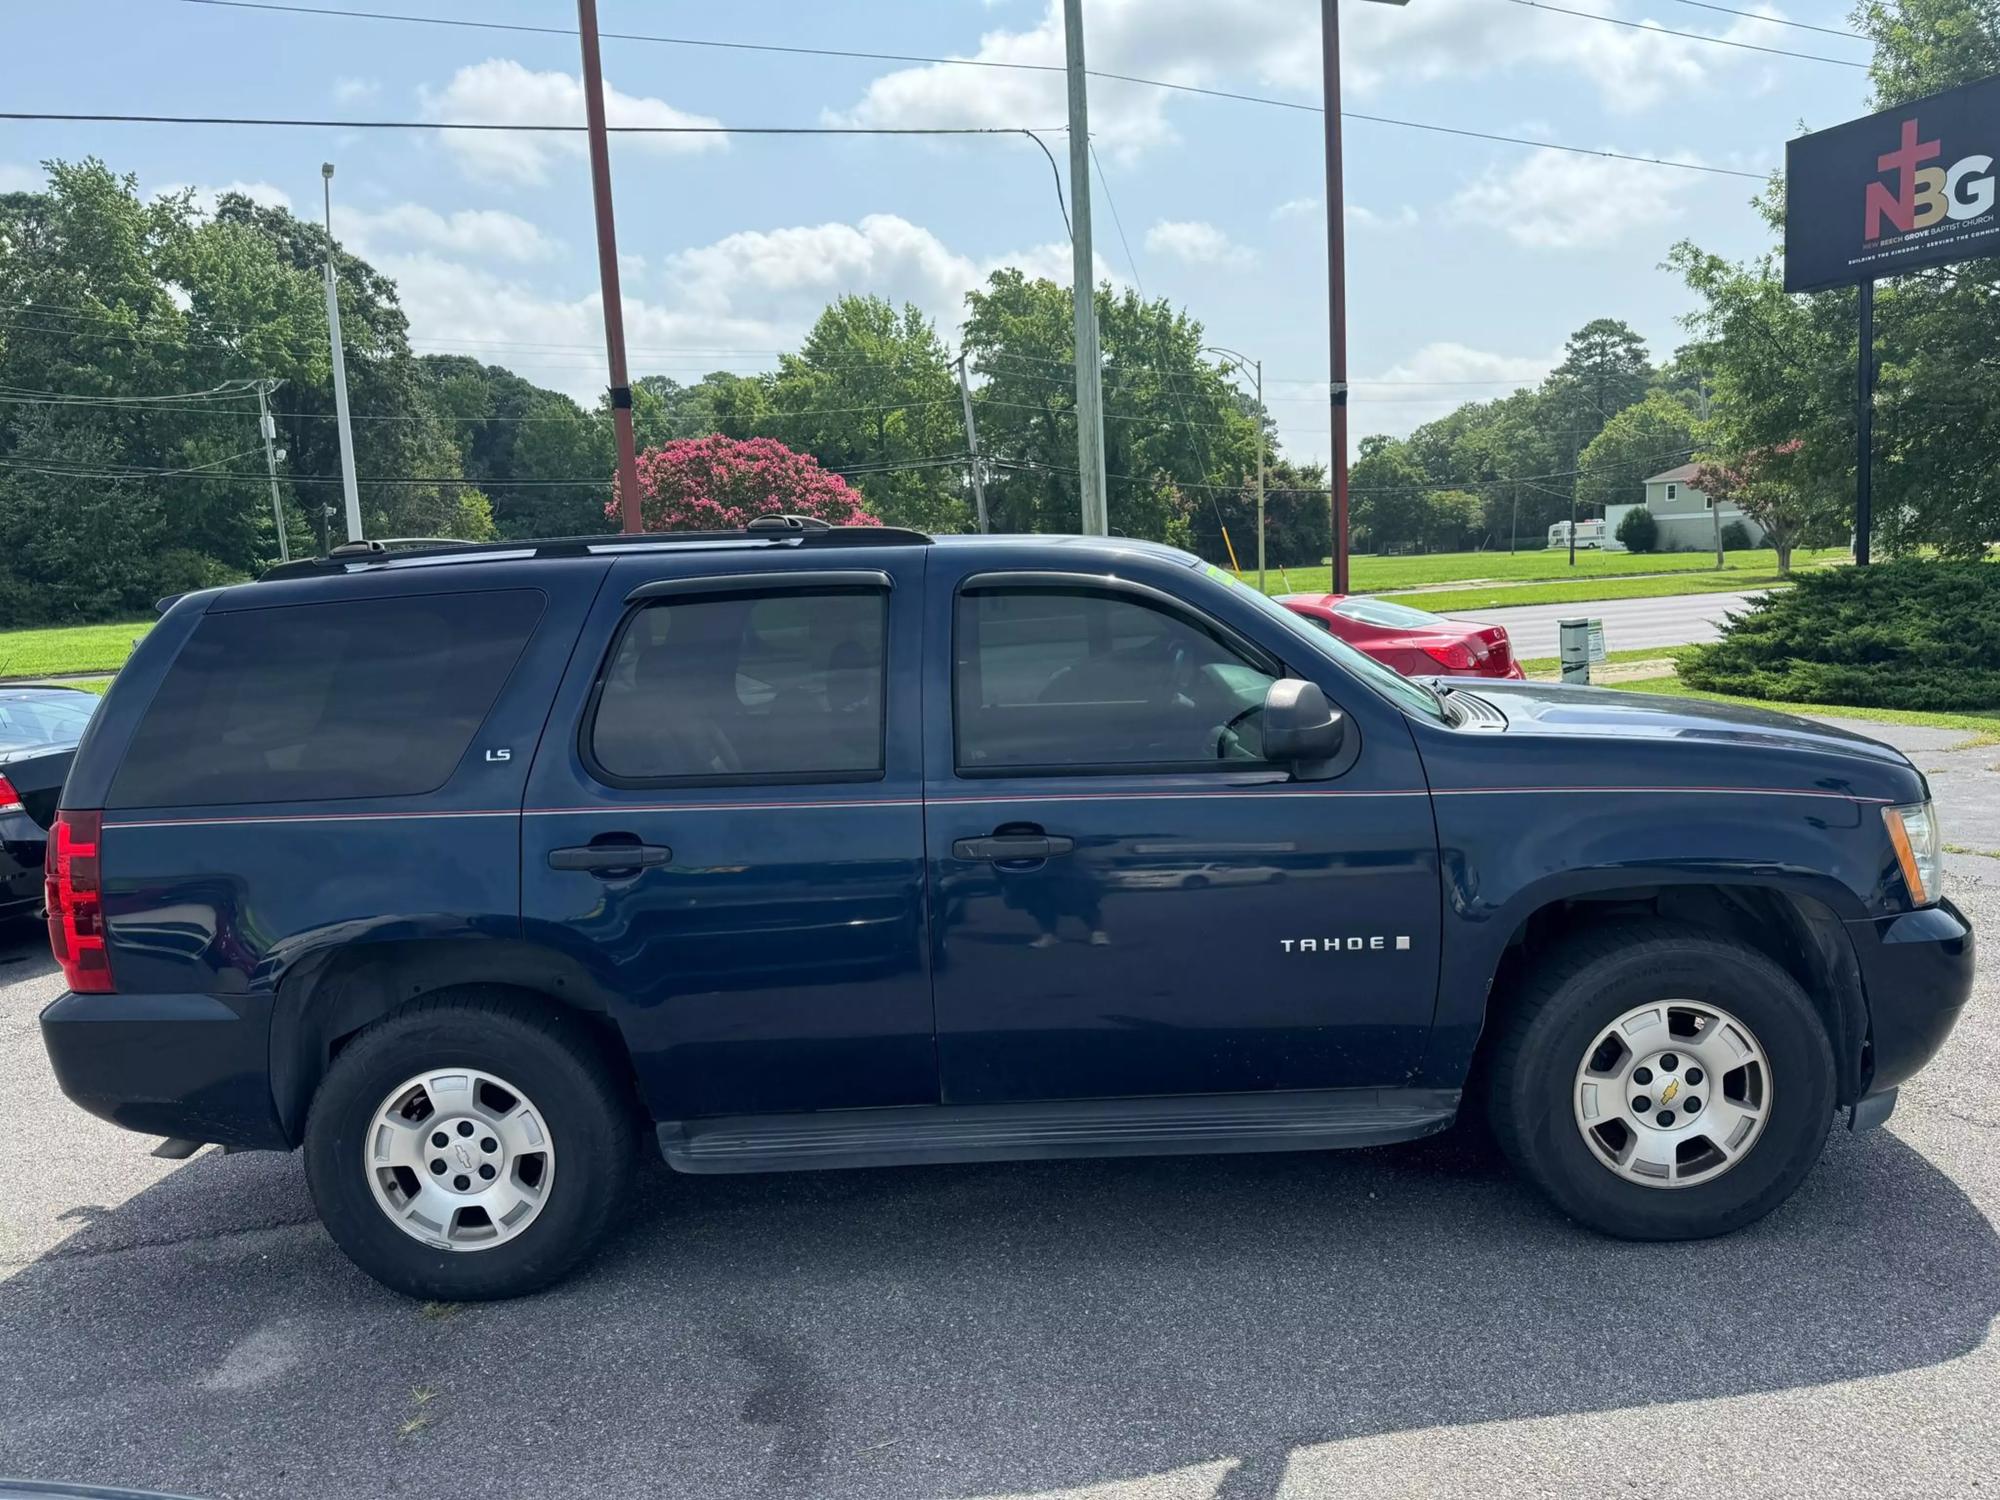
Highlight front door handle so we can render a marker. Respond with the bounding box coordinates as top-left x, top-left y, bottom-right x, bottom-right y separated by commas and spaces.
953, 834, 1075, 862
549, 841, 672, 874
